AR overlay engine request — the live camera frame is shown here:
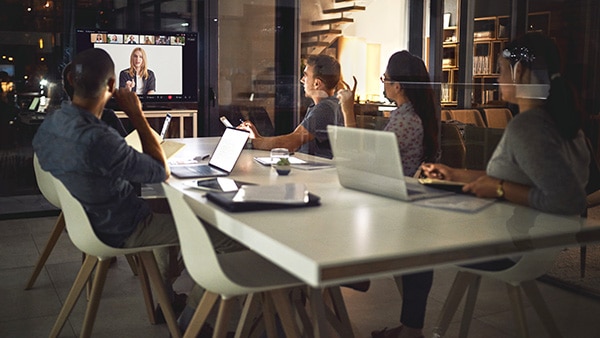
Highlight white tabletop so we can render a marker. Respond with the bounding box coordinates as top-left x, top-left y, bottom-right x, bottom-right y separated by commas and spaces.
166, 137, 600, 288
